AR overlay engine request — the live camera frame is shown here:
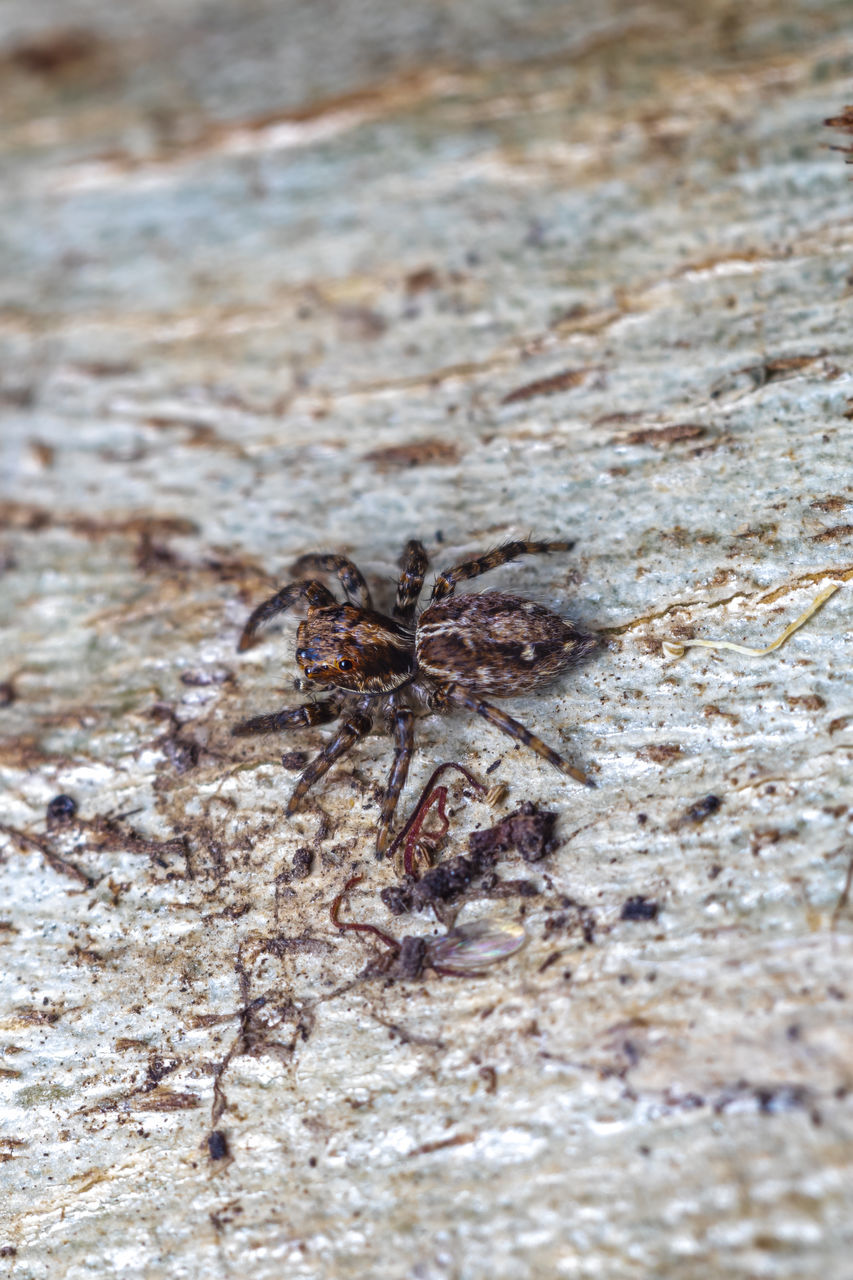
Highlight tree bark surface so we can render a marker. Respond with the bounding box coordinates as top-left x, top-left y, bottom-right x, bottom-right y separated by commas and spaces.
1, 2, 852, 1276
